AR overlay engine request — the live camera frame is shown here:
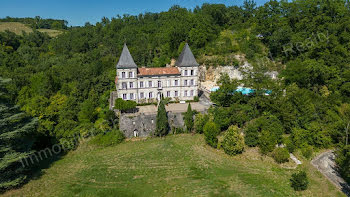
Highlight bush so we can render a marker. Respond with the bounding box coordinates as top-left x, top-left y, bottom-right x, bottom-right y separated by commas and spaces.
258, 130, 277, 154
204, 121, 220, 148
301, 145, 313, 159
222, 126, 245, 156
90, 129, 125, 147
336, 145, 350, 184
272, 148, 290, 163
290, 171, 309, 191
244, 123, 259, 147
285, 137, 295, 153
194, 113, 210, 134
